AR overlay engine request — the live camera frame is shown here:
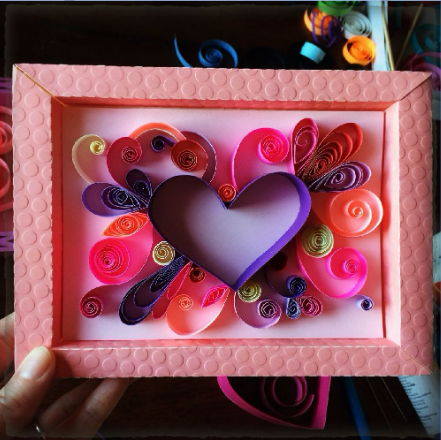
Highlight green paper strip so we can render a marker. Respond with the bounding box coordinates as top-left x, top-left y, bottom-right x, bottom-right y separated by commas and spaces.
237, 279, 262, 303
302, 224, 334, 258
317, 1, 355, 17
